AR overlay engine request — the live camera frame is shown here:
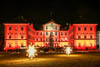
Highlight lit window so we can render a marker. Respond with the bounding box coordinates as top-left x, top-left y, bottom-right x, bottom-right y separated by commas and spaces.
90, 27, 92, 31
84, 27, 87, 31
9, 27, 12, 30
9, 44, 11, 48
90, 43, 92, 47
78, 27, 80, 31
21, 27, 24, 30
78, 43, 81, 47
65, 38, 67, 40
15, 26, 17, 31
21, 43, 24, 47
61, 38, 63, 41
